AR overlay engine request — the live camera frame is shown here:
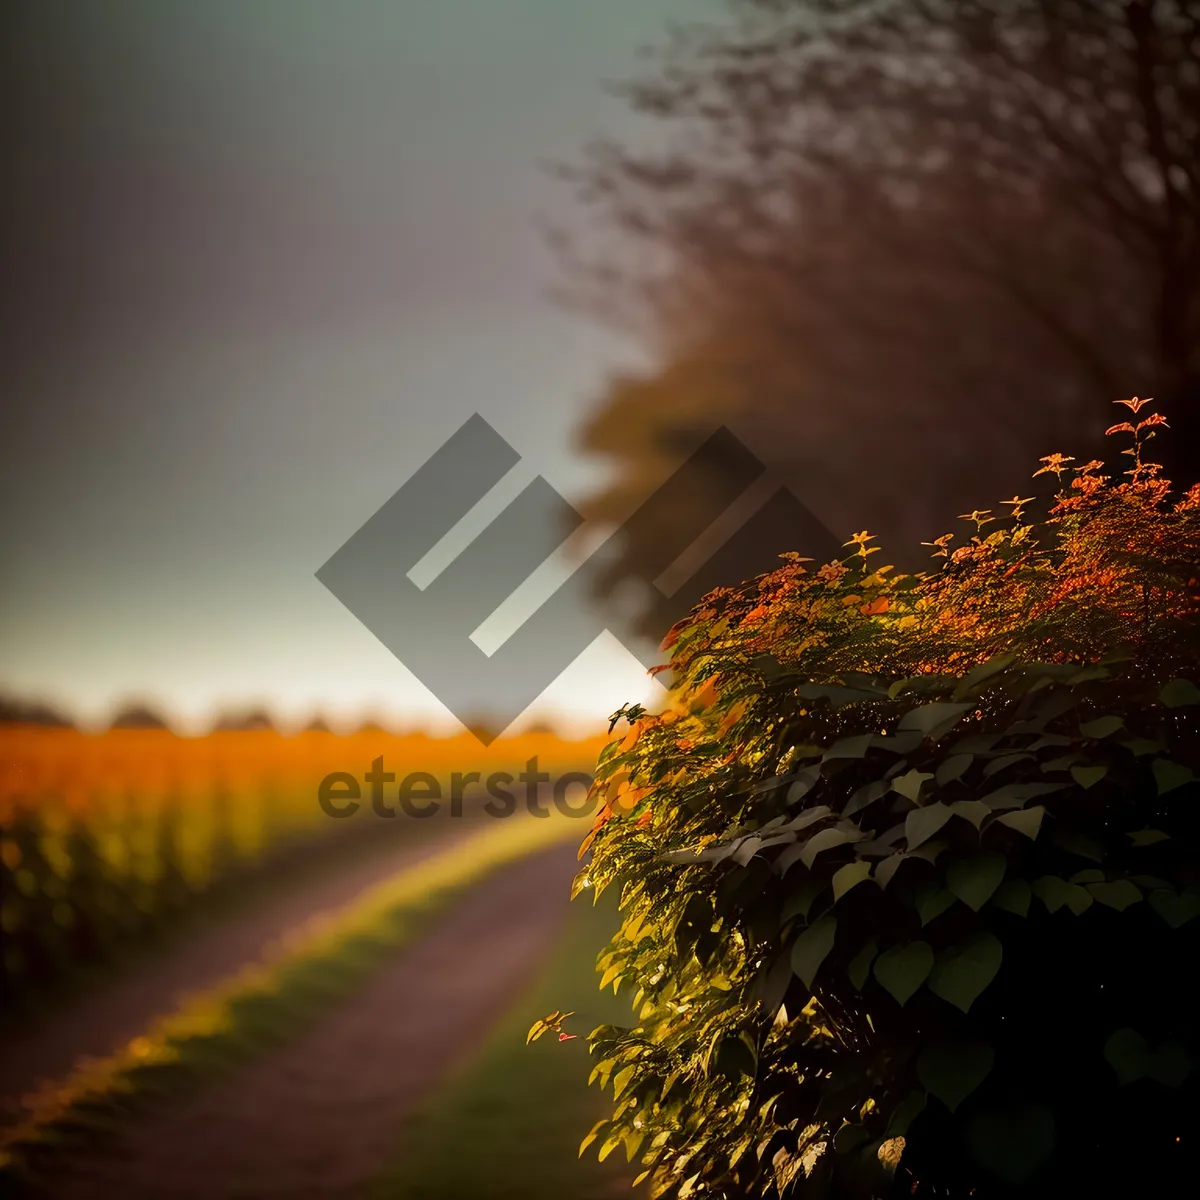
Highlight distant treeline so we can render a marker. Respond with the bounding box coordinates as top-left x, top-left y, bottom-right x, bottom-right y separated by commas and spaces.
0, 694, 519, 738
